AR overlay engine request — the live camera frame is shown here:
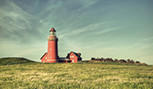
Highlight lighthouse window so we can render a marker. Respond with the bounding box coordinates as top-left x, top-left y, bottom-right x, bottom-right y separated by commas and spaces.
50, 32, 56, 36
